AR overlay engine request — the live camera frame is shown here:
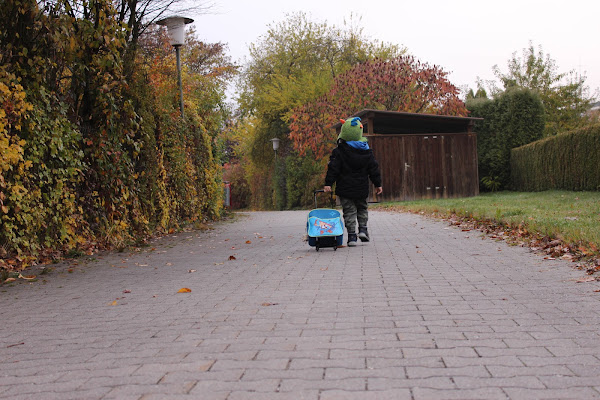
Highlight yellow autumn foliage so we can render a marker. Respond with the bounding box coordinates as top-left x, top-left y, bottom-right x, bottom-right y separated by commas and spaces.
0, 75, 32, 175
